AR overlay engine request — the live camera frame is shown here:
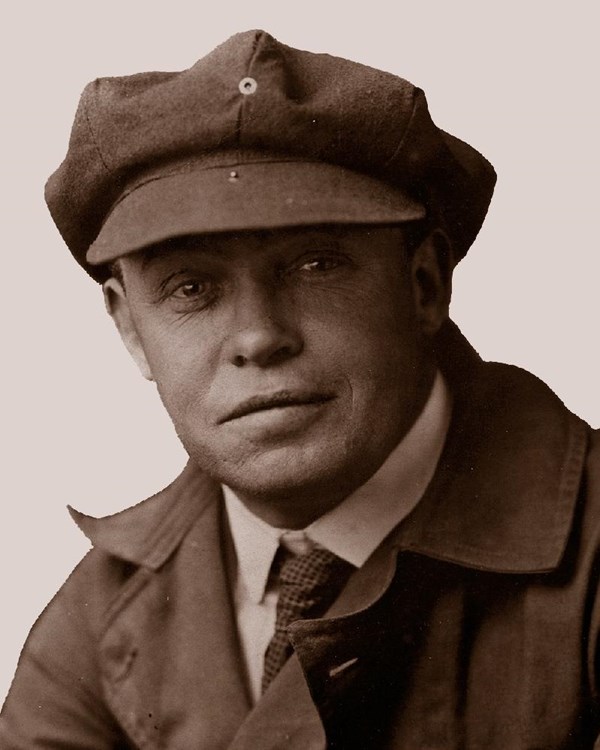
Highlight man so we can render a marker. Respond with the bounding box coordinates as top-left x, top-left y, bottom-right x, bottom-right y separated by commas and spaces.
1, 28, 598, 749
